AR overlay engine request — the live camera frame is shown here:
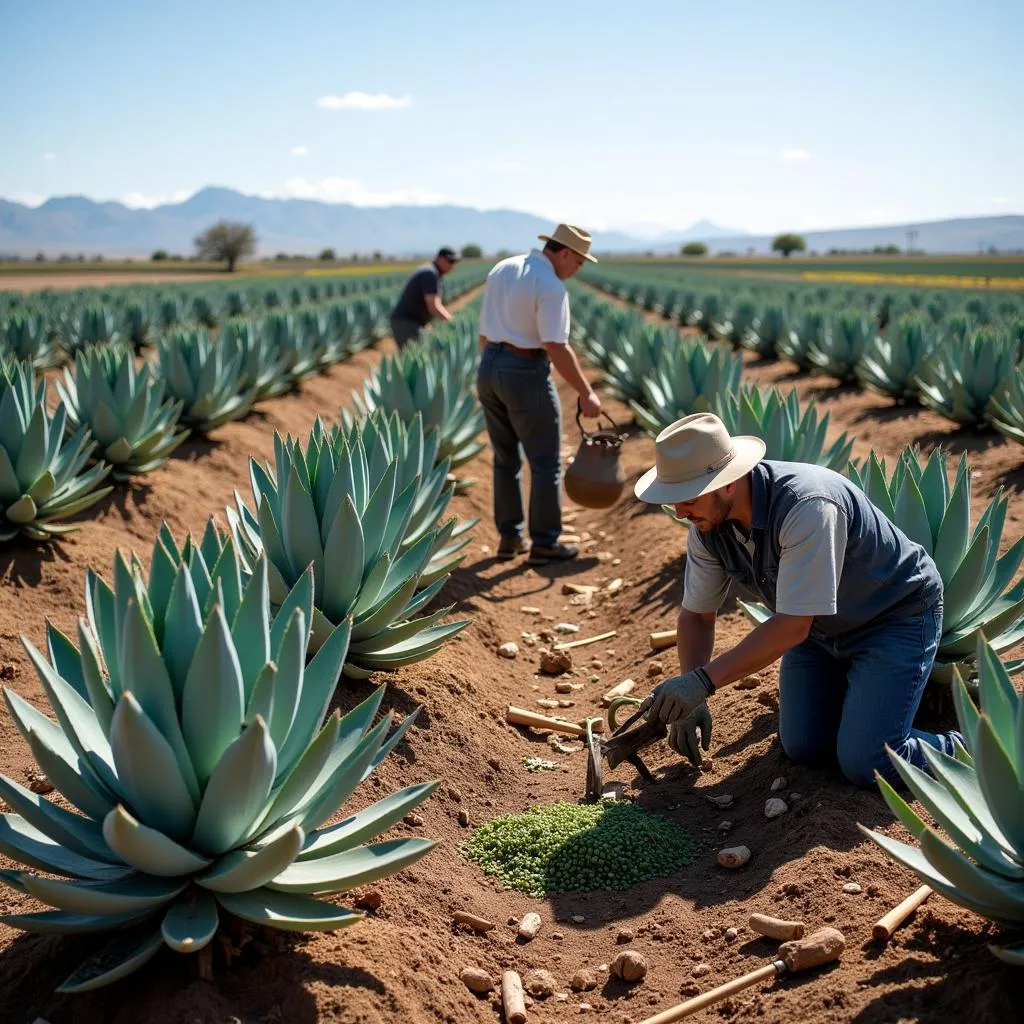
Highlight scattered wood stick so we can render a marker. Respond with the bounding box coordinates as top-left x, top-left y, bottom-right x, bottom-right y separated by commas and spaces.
561, 582, 598, 596
748, 913, 805, 941
505, 706, 604, 736
601, 678, 636, 706
554, 629, 617, 651
452, 911, 494, 933
649, 628, 677, 652
501, 969, 528, 1024
872, 885, 932, 941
